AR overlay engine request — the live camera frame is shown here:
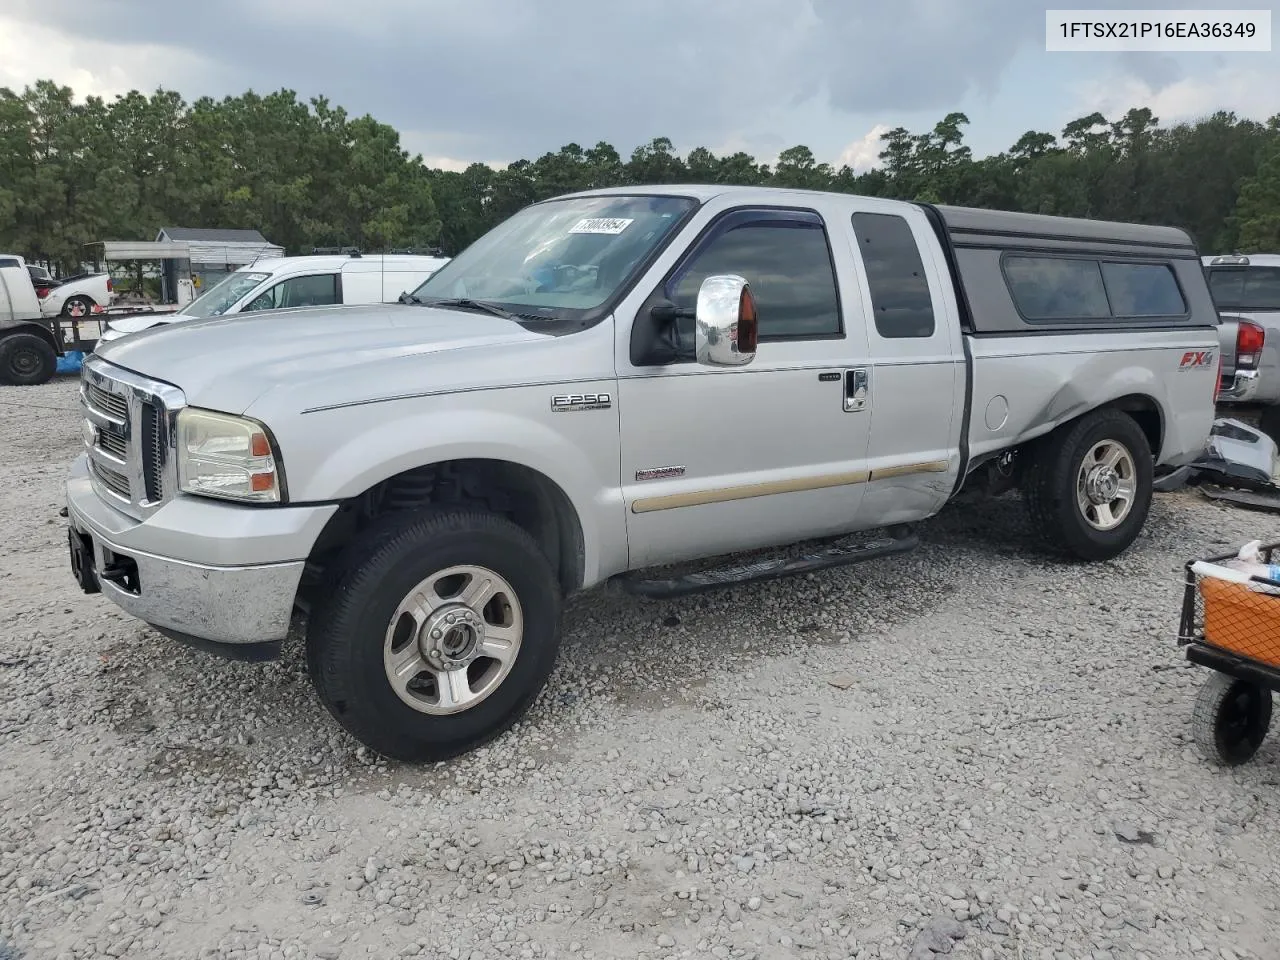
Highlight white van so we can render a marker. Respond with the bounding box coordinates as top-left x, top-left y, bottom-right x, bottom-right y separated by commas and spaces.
98, 252, 450, 343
